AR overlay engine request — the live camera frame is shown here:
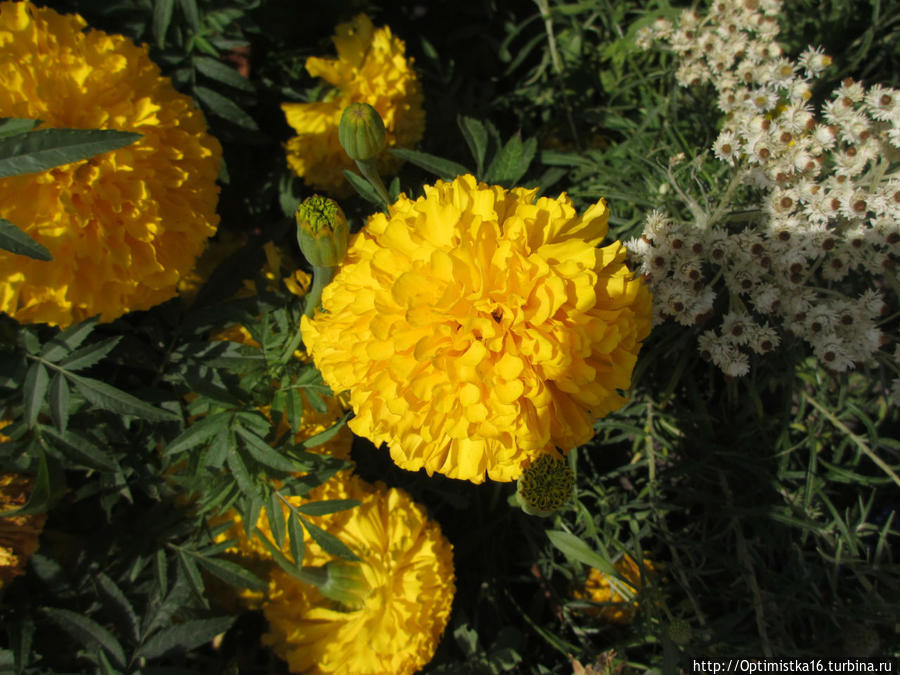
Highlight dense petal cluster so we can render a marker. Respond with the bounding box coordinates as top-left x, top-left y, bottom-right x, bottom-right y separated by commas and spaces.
0, 1, 221, 327
302, 174, 652, 483
0, 473, 47, 589
282, 14, 424, 196
261, 474, 455, 675
573, 555, 656, 624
